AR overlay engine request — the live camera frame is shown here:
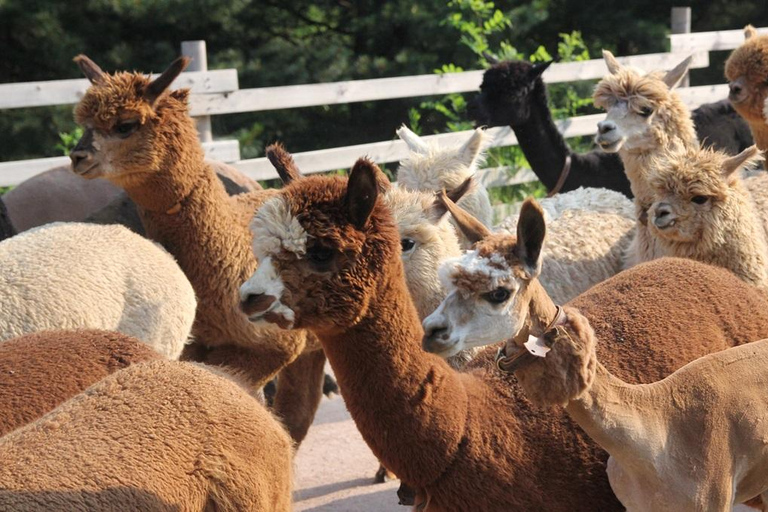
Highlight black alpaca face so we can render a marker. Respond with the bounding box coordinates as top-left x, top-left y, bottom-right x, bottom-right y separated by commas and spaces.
472, 61, 551, 128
